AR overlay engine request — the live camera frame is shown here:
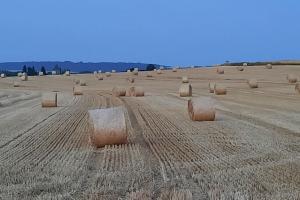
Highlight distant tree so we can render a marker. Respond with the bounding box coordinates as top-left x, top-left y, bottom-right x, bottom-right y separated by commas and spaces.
27, 66, 37, 76
22, 65, 27, 73
41, 66, 46, 75
53, 64, 61, 74
146, 64, 156, 71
